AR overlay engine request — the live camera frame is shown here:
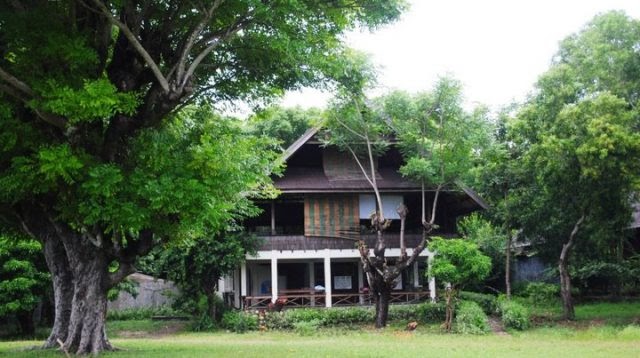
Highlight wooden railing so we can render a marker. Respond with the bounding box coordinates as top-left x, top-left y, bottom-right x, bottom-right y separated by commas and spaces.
243, 290, 430, 309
